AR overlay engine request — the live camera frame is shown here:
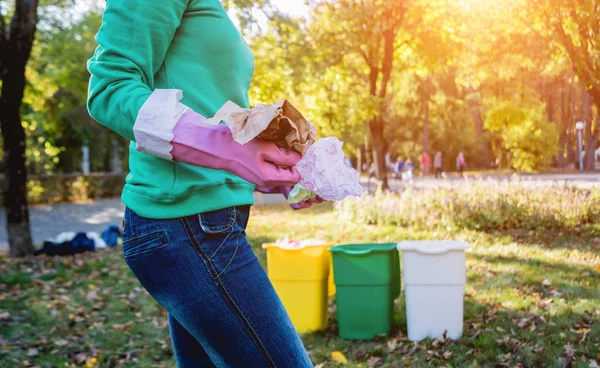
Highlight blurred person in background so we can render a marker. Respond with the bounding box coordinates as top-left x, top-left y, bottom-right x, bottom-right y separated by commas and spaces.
434, 151, 443, 178
420, 151, 431, 176
457, 152, 467, 175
